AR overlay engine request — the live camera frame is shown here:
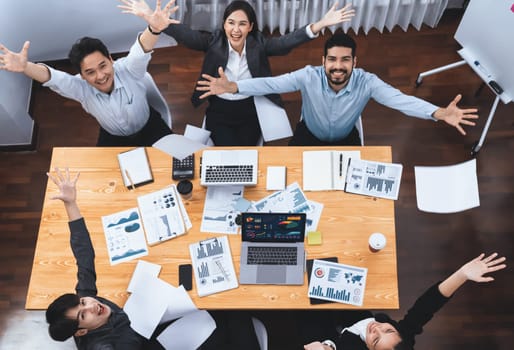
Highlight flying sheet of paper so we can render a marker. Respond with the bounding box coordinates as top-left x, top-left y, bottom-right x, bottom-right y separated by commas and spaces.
414, 159, 480, 213
157, 310, 216, 350
153, 134, 207, 160
123, 275, 175, 339
127, 260, 162, 293
254, 96, 293, 141
160, 285, 198, 323
184, 124, 212, 145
